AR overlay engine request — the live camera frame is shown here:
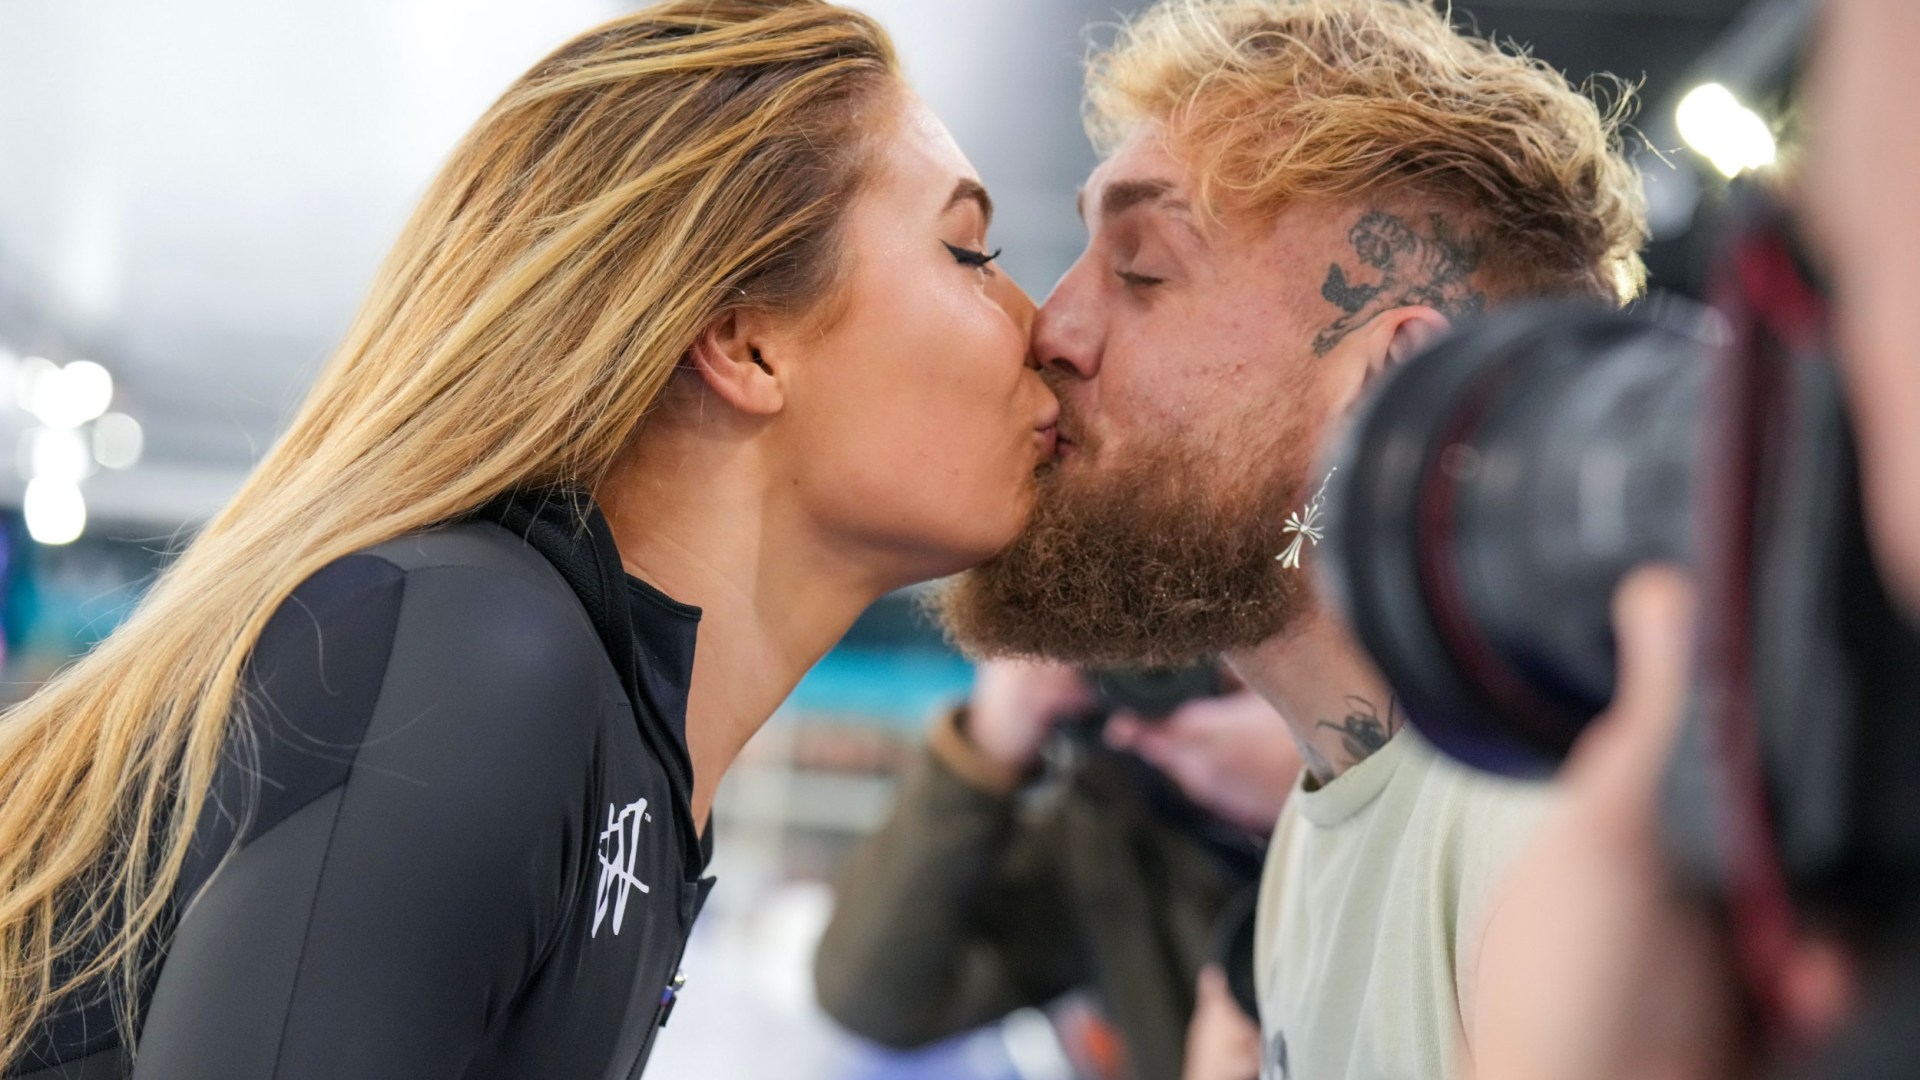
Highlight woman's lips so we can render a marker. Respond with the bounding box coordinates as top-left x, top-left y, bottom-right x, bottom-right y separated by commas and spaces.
1034, 425, 1059, 459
